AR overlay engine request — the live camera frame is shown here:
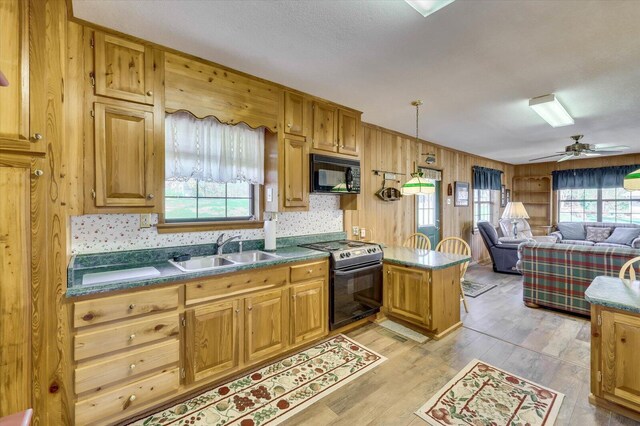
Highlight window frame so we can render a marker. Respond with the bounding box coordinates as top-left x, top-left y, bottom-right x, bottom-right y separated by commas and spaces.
557, 187, 640, 224
473, 188, 494, 229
